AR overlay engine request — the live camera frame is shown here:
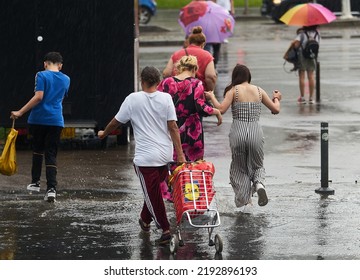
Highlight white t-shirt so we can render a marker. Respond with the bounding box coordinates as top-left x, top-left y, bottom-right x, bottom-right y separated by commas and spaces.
115, 90, 177, 166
